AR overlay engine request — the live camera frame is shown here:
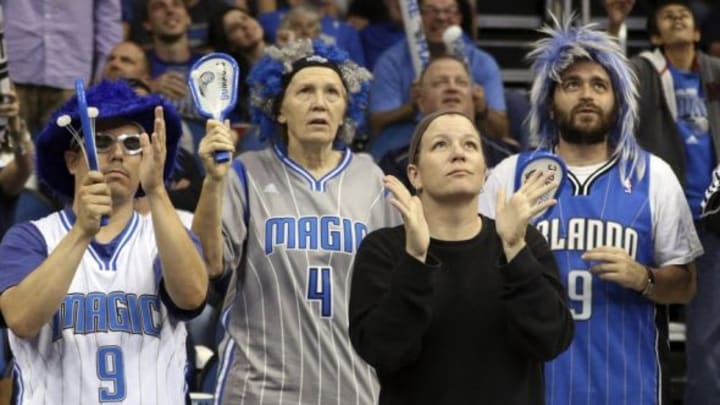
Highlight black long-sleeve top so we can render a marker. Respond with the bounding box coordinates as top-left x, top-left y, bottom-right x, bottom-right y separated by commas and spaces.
349, 216, 574, 405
